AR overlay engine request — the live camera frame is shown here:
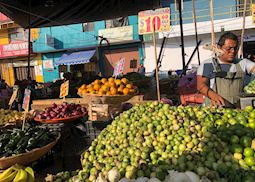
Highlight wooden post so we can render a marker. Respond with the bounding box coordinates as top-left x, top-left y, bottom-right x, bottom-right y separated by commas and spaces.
239, 0, 247, 58
192, 0, 201, 65
210, 0, 215, 45
152, 25, 160, 102
22, 112, 27, 131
